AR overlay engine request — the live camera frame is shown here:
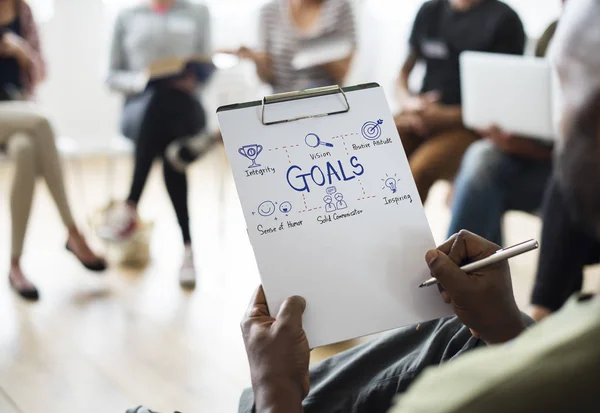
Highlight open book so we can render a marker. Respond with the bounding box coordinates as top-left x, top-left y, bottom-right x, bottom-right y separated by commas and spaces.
147, 54, 216, 83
